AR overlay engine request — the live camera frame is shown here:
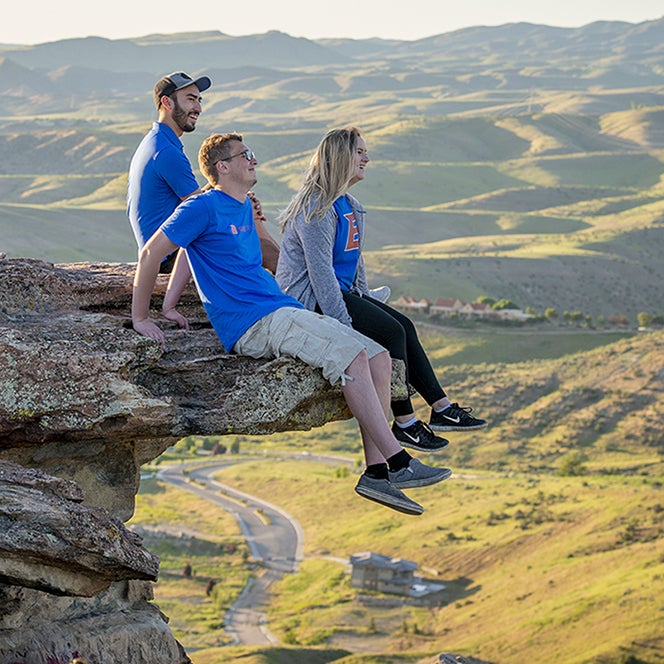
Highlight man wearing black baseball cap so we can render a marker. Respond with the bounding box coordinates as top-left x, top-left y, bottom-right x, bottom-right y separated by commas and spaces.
152, 71, 212, 111
128, 71, 211, 269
